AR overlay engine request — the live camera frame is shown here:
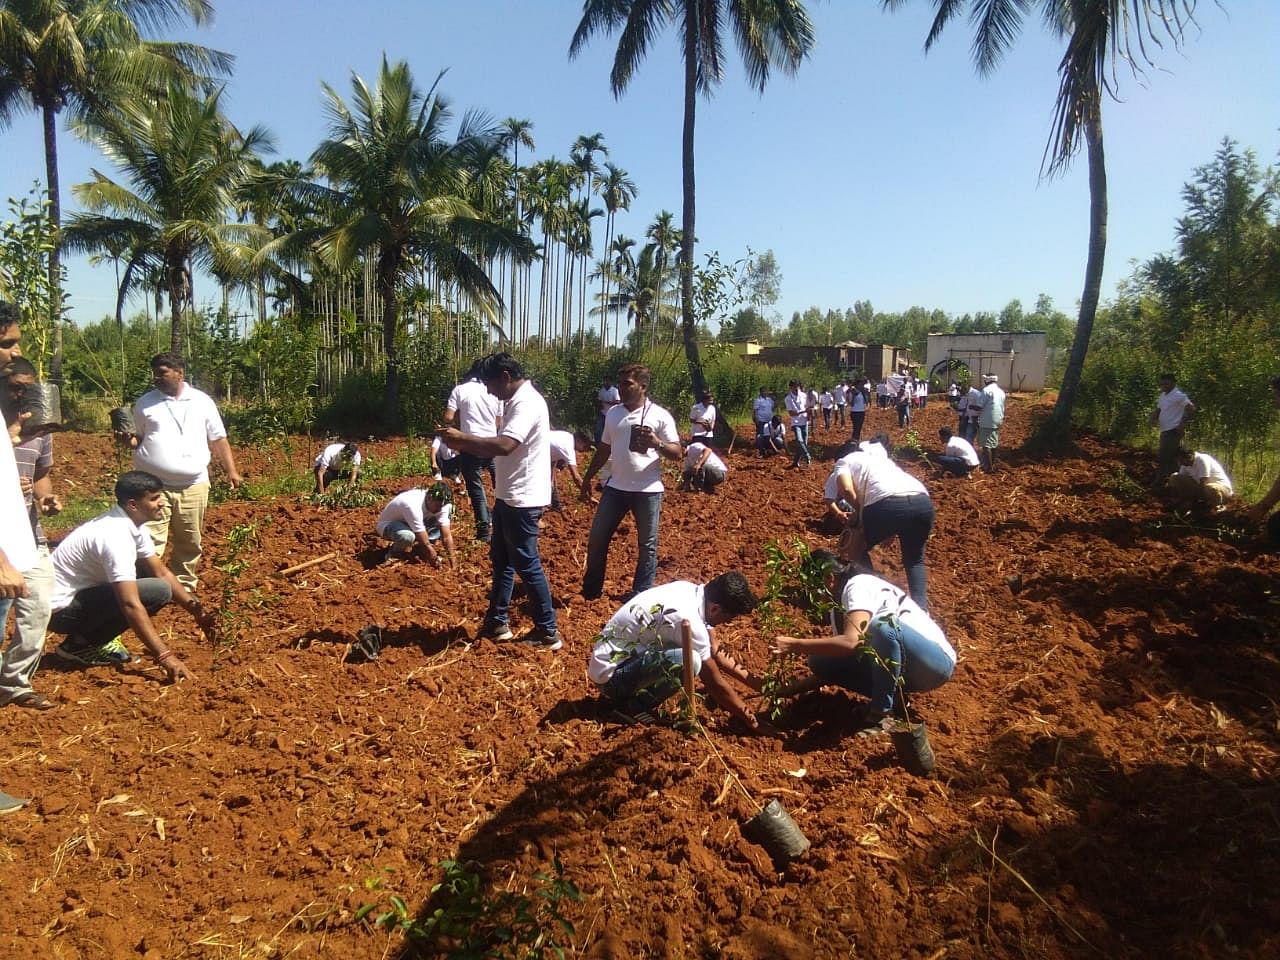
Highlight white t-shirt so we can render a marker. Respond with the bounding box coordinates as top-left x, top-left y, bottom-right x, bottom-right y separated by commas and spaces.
841, 574, 954, 665
820, 391, 834, 410
690, 402, 716, 438
376, 490, 452, 535
132, 384, 227, 487
0, 428, 36, 573
965, 387, 984, 420
684, 442, 726, 474
765, 421, 787, 442
597, 385, 621, 409
314, 442, 362, 470
549, 429, 576, 467
858, 439, 888, 458
446, 379, 502, 437
601, 400, 680, 494
832, 384, 847, 405
432, 436, 457, 462
50, 505, 155, 610
849, 388, 868, 413
588, 581, 711, 685
1156, 387, 1192, 432
807, 389, 820, 412
834, 451, 928, 508
876, 382, 891, 398
752, 395, 774, 423
1179, 452, 1232, 492
943, 436, 980, 467
495, 379, 552, 508
785, 390, 808, 427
